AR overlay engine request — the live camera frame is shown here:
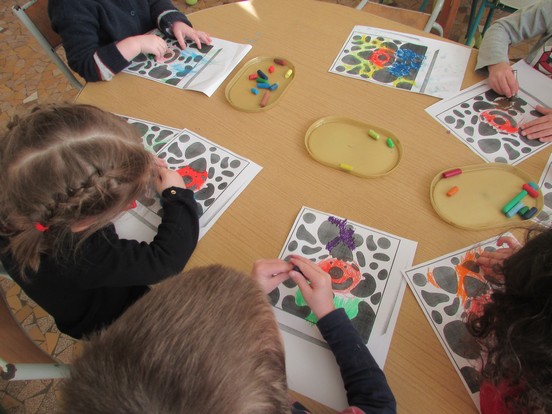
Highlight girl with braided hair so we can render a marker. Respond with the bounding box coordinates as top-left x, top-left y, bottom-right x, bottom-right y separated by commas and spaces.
0, 104, 199, 339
